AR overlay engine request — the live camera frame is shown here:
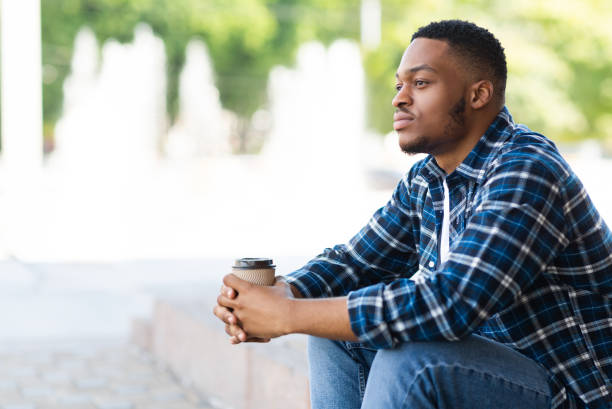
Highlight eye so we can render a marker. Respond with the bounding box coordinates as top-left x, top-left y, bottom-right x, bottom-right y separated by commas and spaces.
414, 80, 428, 87
395, 83, 403, 91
